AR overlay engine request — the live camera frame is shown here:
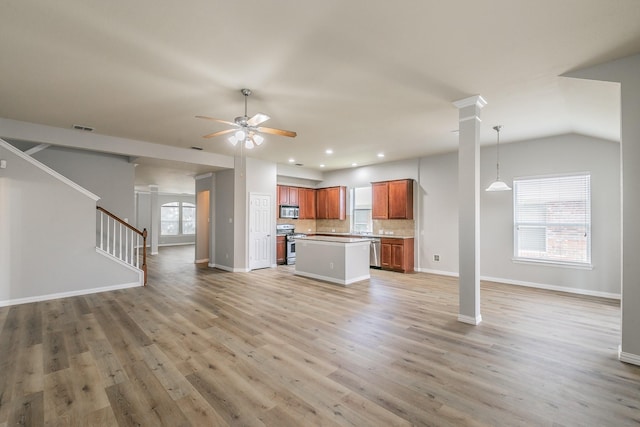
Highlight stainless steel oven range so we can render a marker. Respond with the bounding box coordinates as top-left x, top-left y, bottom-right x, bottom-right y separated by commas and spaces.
276, 224, 306, 265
